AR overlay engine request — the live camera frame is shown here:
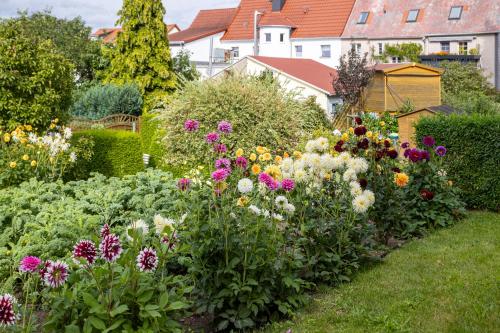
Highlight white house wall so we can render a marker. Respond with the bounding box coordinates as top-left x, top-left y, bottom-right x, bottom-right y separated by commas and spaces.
291, 39, 342, 68
259, 26, 293, 58
170, 31, 226, 62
